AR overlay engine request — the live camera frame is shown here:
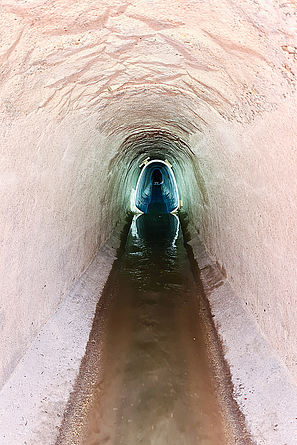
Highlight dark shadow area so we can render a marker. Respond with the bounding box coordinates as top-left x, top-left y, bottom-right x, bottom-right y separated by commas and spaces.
136, 213, 179, 244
